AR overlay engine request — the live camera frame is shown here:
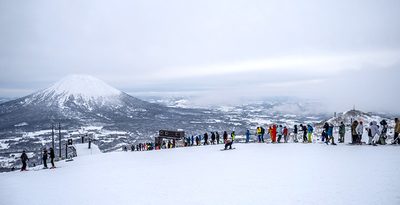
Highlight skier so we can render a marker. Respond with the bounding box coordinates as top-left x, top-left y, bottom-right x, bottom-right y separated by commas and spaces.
307, 124, 314, 143
356, 121, 364, 144
50, 147, 56, 169
293, 125, 298, 143
223, 131, 228, 143
245, 129, 251, 143
191, 135, 194, 146
392, 118, 400, 144
195, 136, 200, 146
211, 132, 216, 145
325, 123, 337, 145
351, 121, 359, 144
338, 122, 346, 143
20, 150, 28, 171
216, 132, 220, 144
42, 148, 48, 169
283, 126, 288, 143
